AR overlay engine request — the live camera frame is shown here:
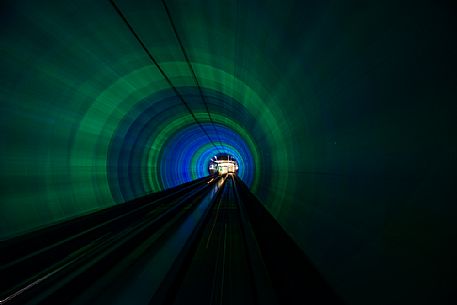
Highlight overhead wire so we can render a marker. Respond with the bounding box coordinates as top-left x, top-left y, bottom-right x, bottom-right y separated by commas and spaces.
109, 0, 223, 155
160, 0, 226, 154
